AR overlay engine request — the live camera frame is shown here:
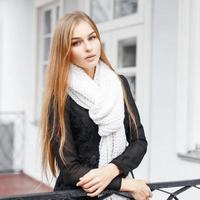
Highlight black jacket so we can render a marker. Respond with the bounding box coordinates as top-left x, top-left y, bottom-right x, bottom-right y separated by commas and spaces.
52, 75, 147, 193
